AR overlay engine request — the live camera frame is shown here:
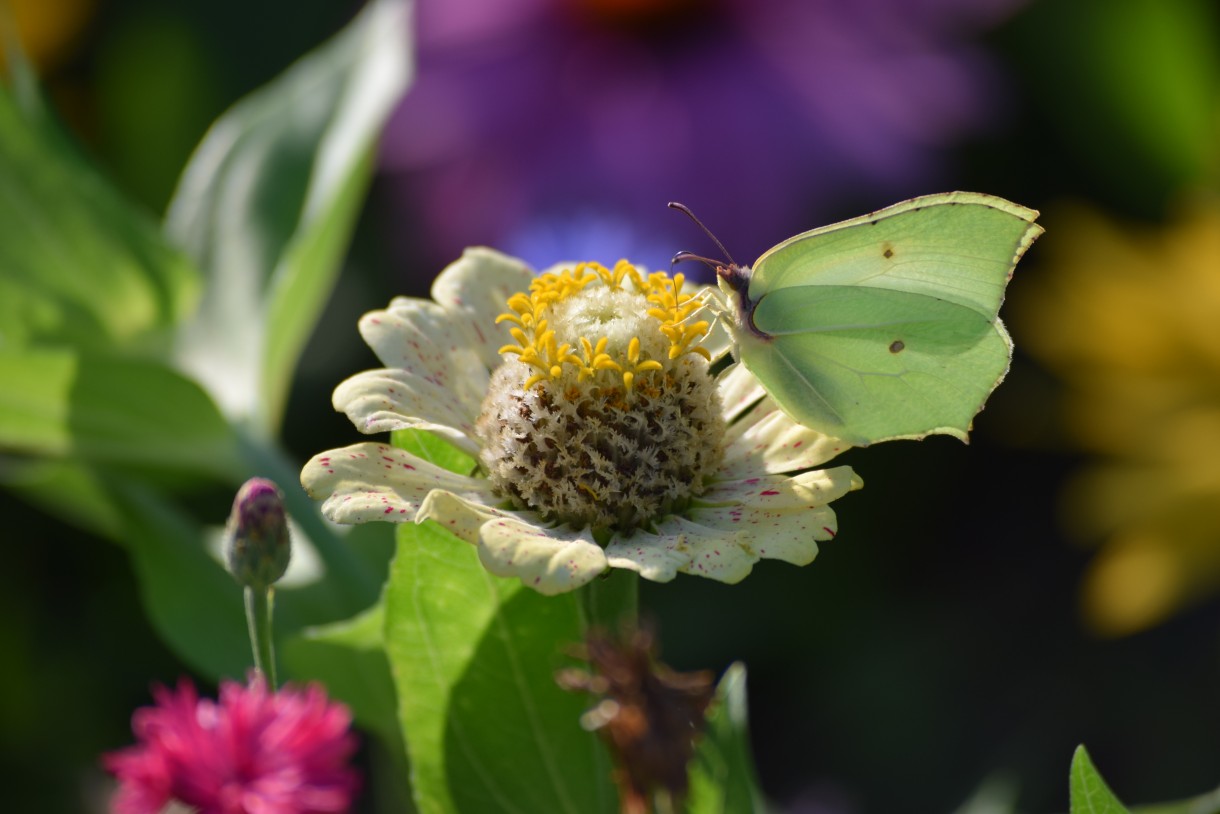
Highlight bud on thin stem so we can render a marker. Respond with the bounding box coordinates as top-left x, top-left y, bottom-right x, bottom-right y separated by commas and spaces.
225, 478, 291, 689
